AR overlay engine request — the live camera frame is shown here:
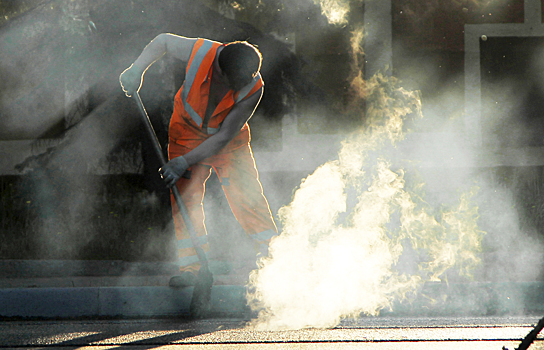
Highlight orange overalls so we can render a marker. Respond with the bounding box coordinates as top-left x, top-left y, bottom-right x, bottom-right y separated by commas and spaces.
168, 38, 278, 273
